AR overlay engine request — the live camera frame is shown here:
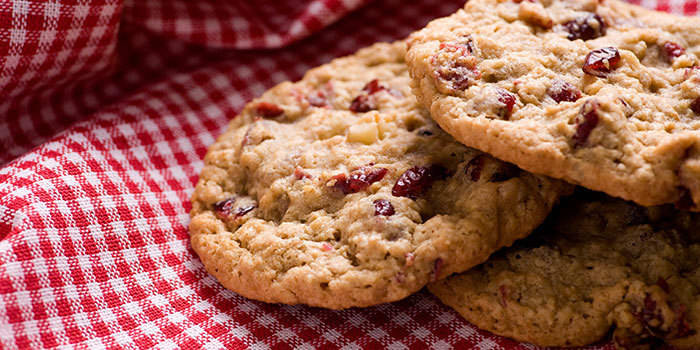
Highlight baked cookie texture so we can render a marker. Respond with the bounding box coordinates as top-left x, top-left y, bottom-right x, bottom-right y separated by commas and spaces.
429, 192, 700, 349
189, 41, 570, 309
406, 0, 700, 209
